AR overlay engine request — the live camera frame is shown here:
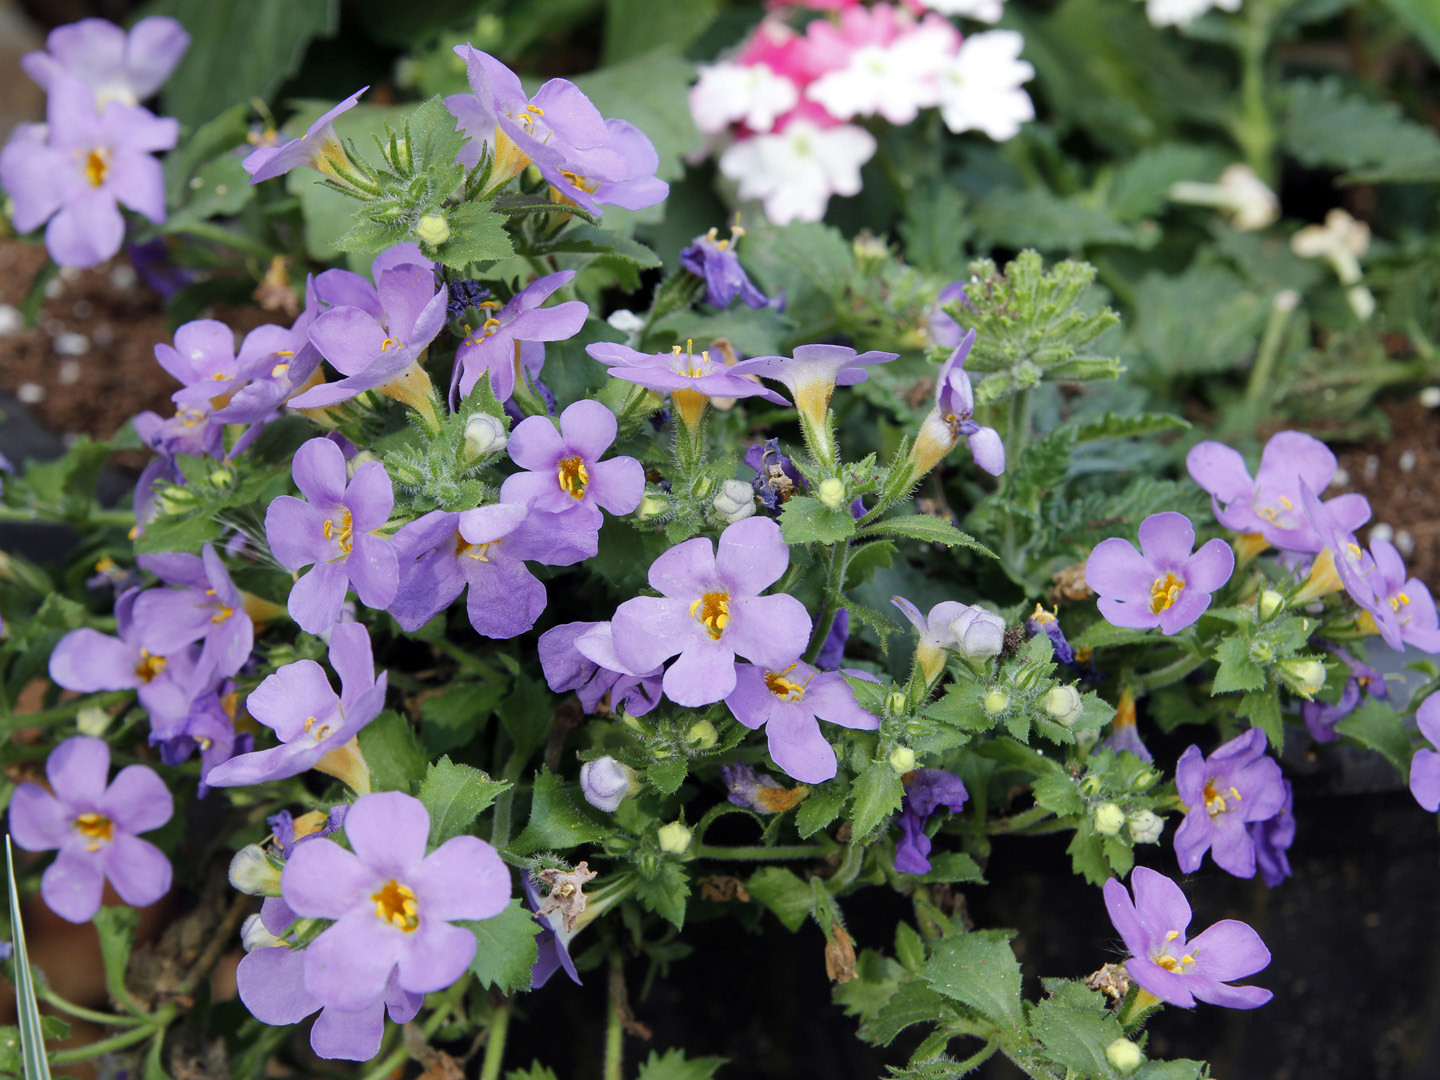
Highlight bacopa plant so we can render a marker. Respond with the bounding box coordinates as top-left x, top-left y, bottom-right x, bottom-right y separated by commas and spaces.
2, 1, 1440, 1079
